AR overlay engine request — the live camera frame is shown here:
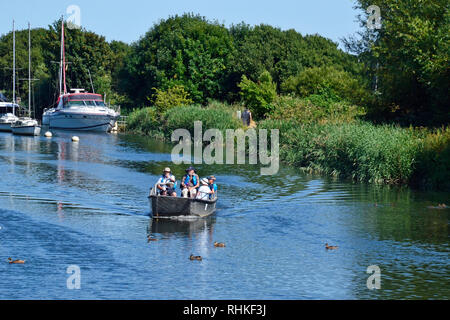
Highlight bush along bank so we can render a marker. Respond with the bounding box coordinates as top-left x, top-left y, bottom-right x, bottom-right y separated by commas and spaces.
259, 120, 450, 190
